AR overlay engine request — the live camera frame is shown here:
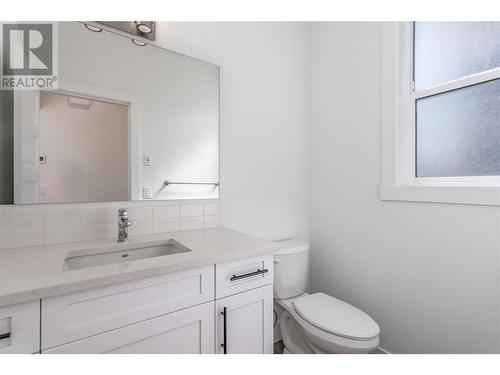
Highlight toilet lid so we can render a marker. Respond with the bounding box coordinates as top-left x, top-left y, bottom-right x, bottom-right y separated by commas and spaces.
293, 293, 380, 340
